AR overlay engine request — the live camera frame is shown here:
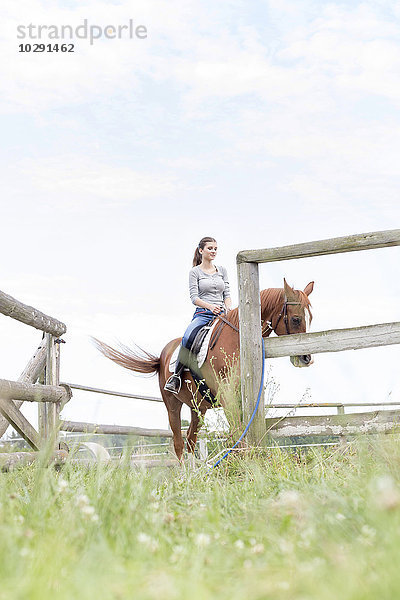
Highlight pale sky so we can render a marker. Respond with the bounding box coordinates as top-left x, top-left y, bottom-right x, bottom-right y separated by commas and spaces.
1, 0, 400, 436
